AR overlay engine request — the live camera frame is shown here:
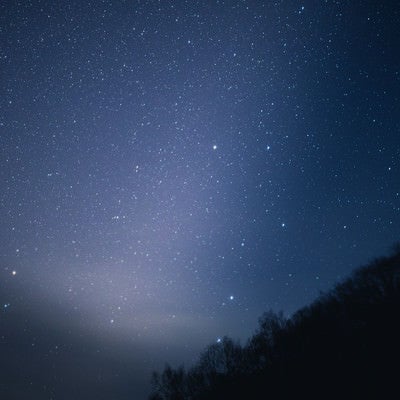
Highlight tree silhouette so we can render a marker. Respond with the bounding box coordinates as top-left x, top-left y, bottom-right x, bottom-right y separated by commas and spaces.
148, 245, 400, 400
150, 365, 186, 400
